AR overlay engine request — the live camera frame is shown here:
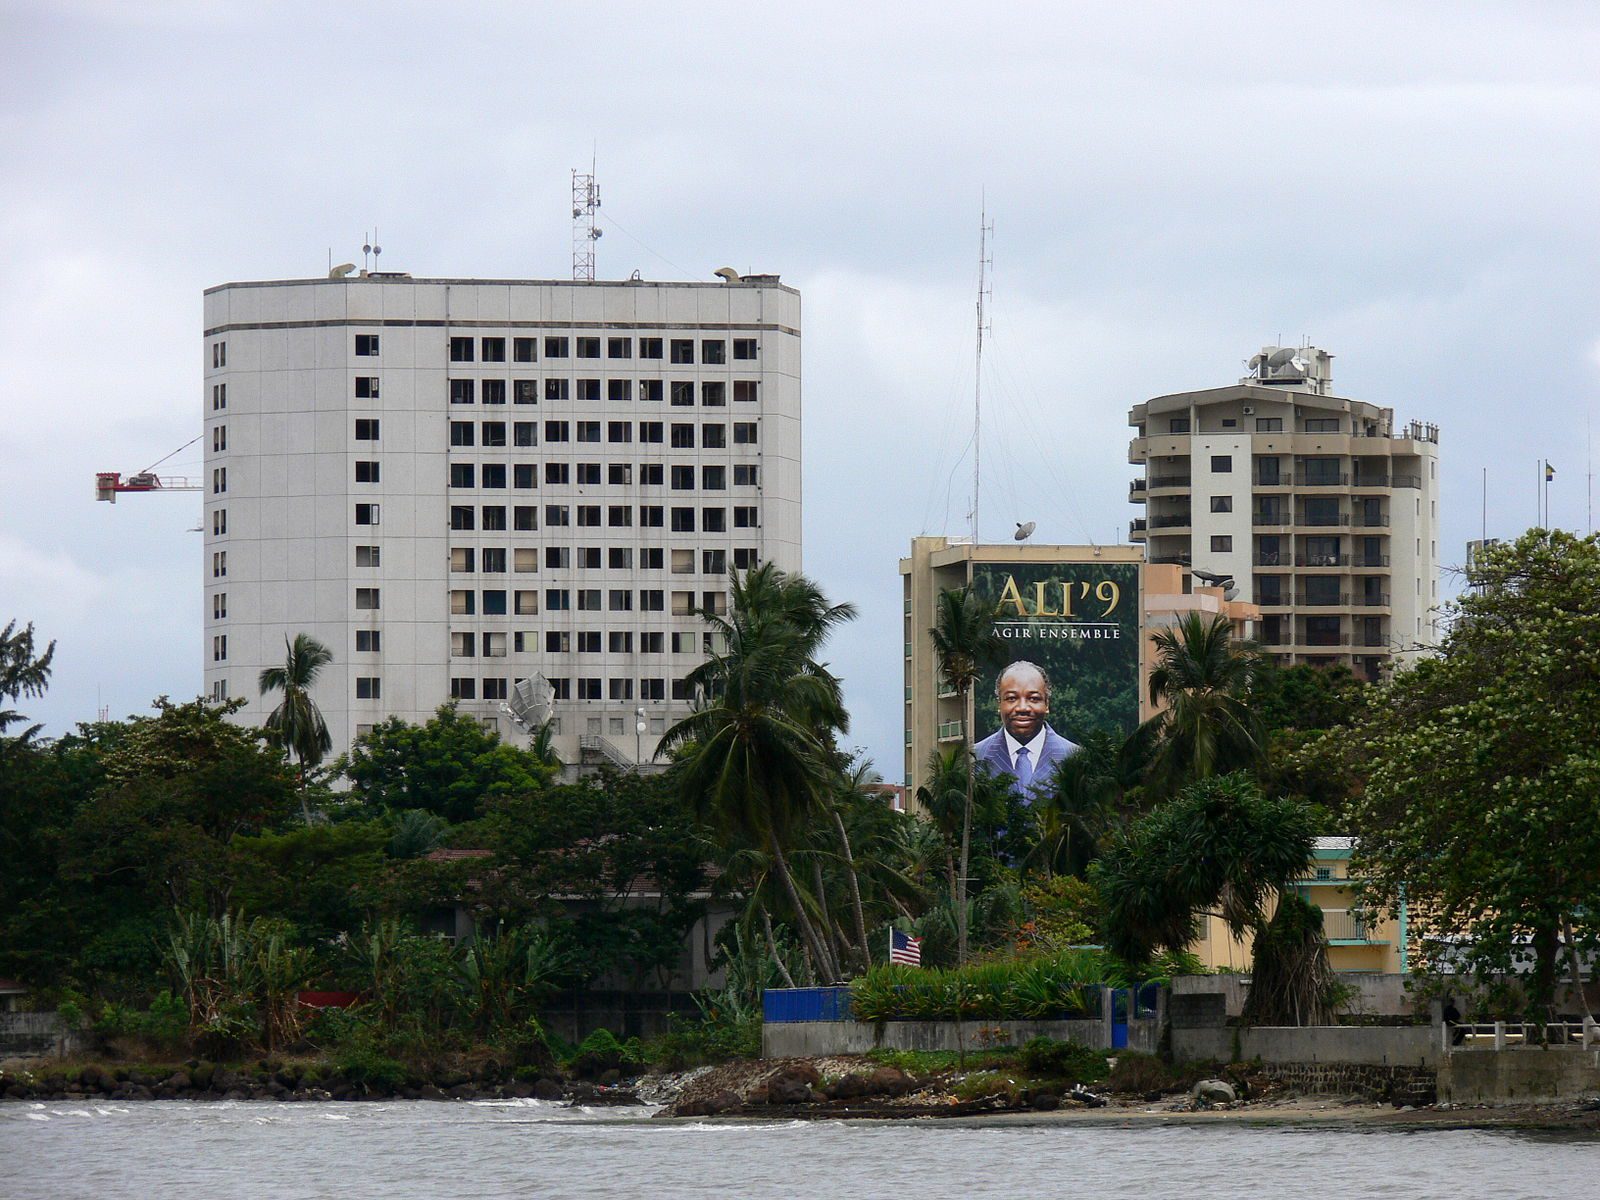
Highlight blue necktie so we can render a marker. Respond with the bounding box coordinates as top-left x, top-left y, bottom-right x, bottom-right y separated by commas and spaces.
1014, 745, 1033, 790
